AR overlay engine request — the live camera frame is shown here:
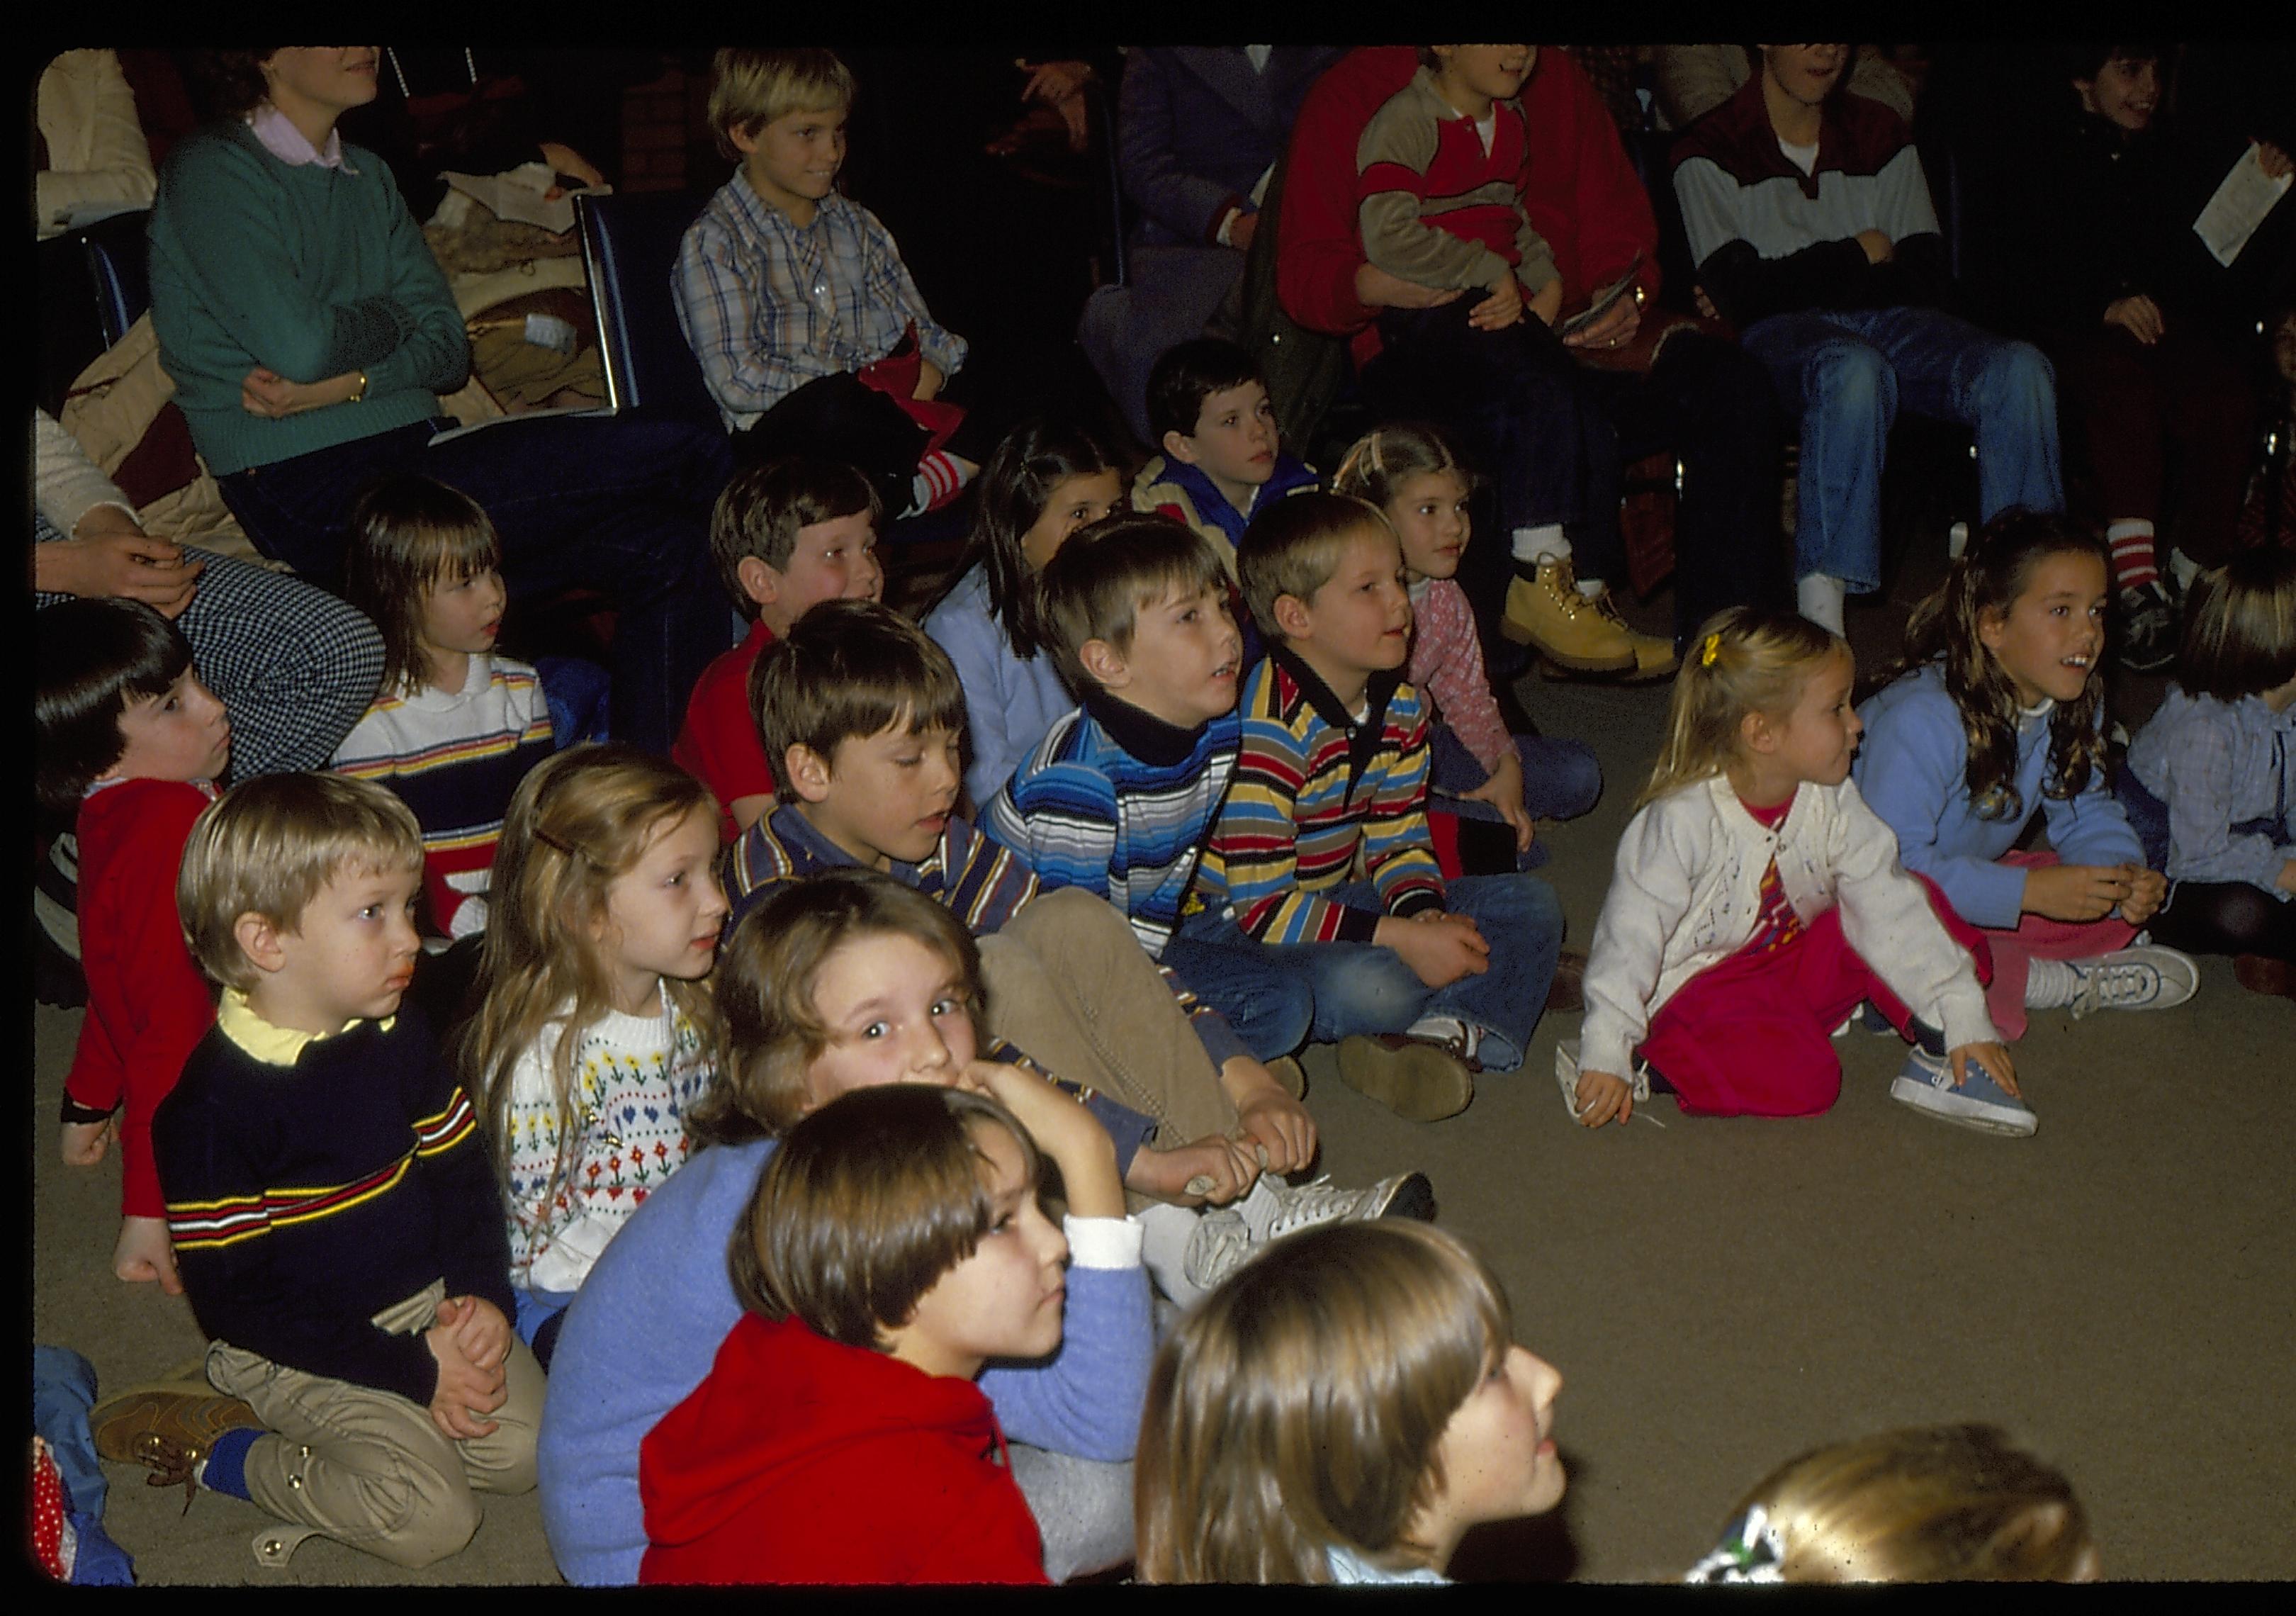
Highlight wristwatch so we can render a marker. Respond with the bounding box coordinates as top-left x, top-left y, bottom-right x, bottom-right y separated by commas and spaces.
347, 370, 368, 403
